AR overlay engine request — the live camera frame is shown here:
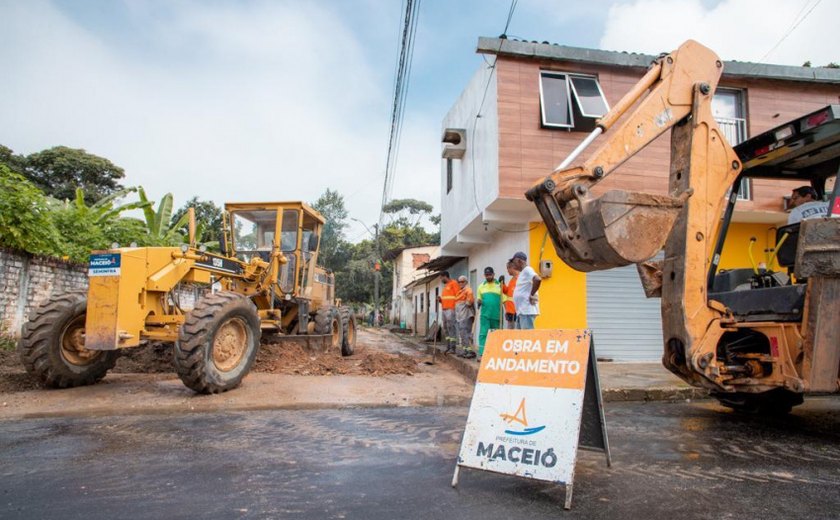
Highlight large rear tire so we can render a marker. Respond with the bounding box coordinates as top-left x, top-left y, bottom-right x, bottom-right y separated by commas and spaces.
314, 306, 343, 353
338, 306, 356, 356
18, 291, 118, 388
714, 388, 803, 415
174, 292, 261, 394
